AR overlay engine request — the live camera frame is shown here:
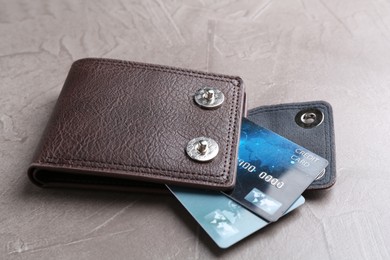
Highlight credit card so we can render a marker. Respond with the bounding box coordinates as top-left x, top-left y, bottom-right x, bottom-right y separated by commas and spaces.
168, 185, 305, 249
224, 118, 328, 222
